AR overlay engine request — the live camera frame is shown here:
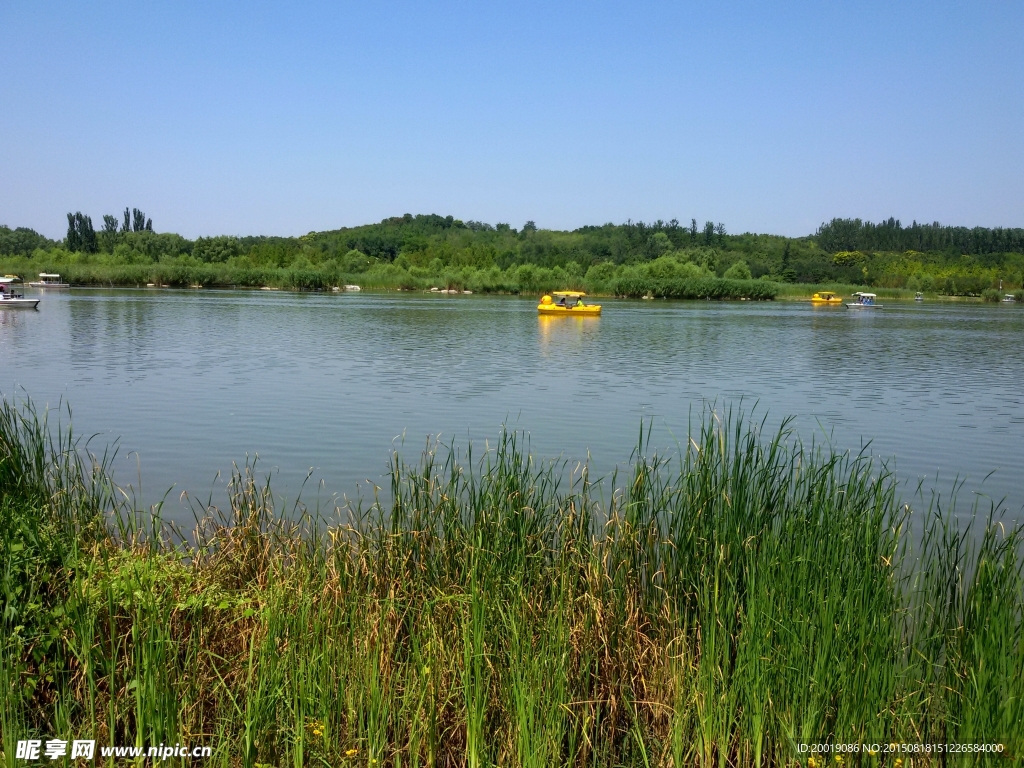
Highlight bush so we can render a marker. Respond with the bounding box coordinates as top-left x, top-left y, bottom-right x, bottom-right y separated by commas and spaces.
193, 236, 240, 263
982, 288, 1002, 302
341, 249, 374, 273
583, 262, 617, 293
611, 275, 777, 300
723, 260, 752, 280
